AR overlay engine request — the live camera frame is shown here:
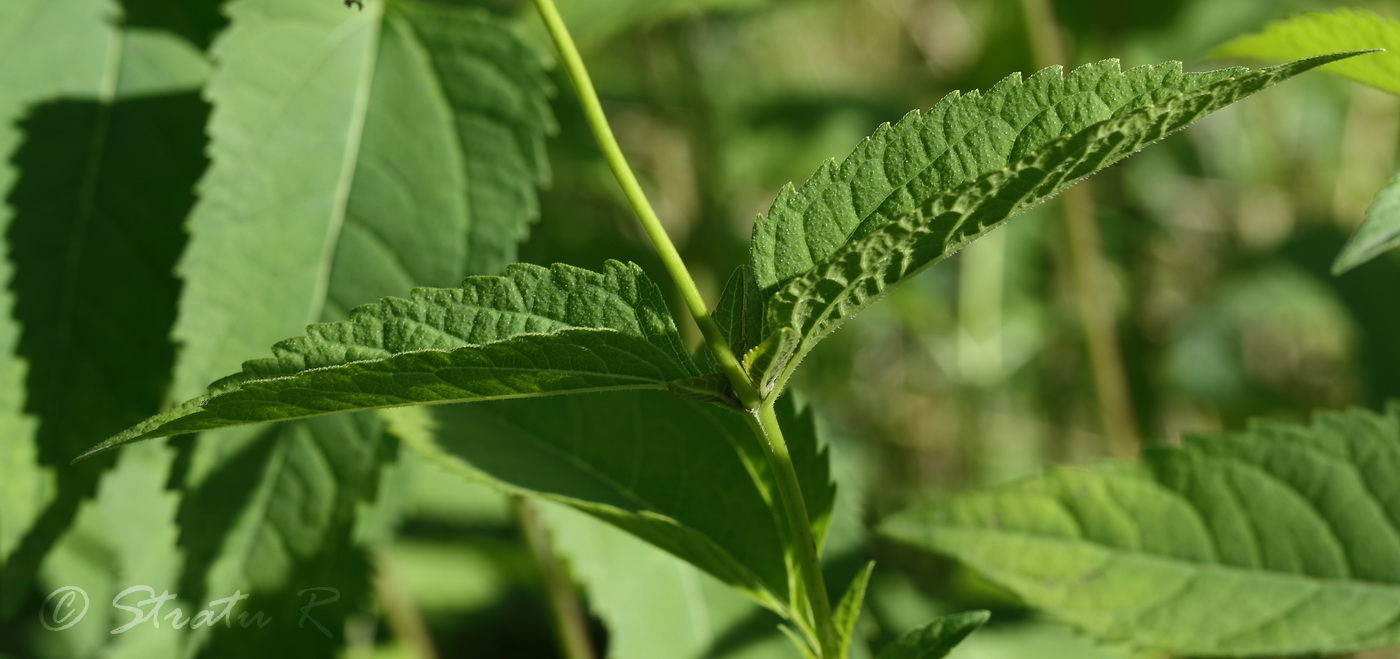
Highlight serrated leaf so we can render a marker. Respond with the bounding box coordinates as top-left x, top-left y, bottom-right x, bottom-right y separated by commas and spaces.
0, 10, 209, 611
171, 0, 551, 396
397, 390, 833, 622
1334, 168, 1400, 274
877, 611, 990, 659
153, 1, 554, 654
881, 403, 1400, 657
750, 53, 1360, 396
1212, 9, 1400, 96
87, 261, 697, 455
